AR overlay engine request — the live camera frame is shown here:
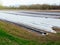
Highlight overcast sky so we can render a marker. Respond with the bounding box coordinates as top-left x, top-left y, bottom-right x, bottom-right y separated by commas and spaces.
1, 0, 60, 6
